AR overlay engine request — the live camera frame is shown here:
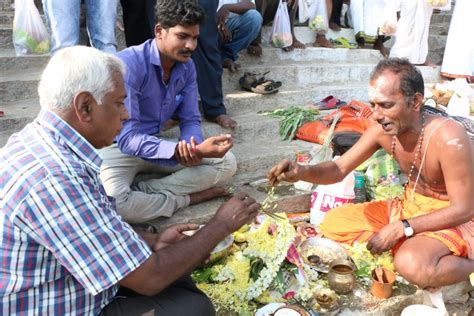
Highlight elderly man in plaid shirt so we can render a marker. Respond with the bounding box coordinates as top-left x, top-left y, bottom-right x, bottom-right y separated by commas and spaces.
0, 46, 259, 315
